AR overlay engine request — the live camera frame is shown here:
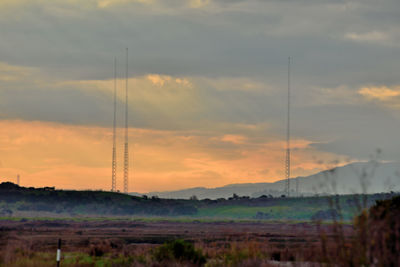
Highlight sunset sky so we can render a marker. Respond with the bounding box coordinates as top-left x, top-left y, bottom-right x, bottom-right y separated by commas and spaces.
0, 0, 399, 192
